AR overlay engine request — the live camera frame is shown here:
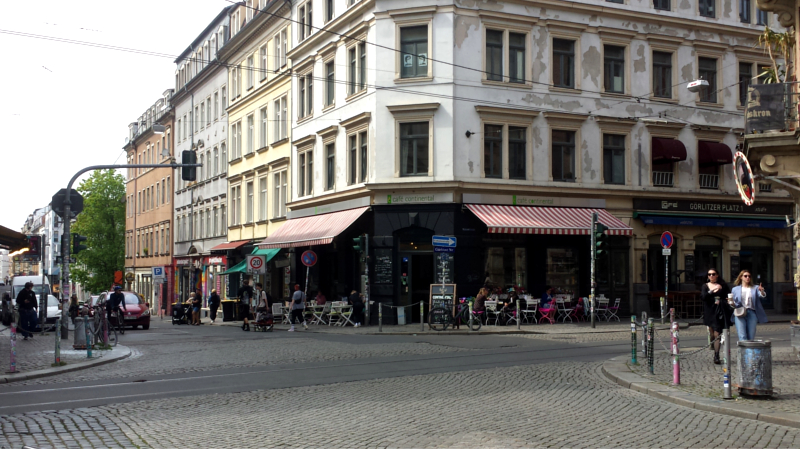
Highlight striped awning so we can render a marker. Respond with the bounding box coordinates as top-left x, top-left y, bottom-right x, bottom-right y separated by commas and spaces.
258, 207, 369, 249
466, 204, 632, 236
